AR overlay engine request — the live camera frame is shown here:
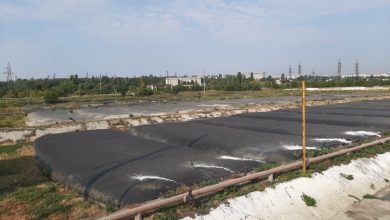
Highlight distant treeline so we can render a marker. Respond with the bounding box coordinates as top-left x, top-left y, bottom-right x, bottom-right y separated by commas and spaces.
0, 73, 389, 103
